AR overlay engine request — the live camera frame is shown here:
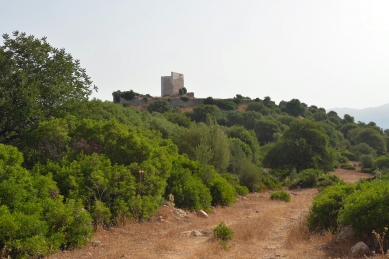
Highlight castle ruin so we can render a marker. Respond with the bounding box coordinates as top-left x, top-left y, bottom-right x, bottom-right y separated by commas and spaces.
161, 72, 184, 97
